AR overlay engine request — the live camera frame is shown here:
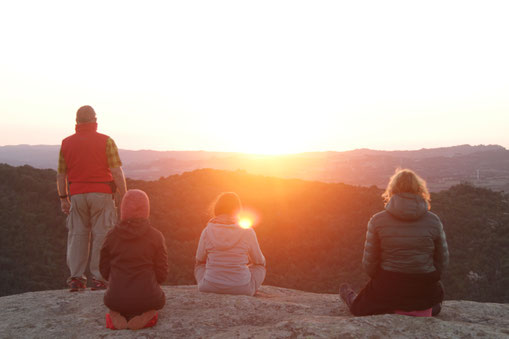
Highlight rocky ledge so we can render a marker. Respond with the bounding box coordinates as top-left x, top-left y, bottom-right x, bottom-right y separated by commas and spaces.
0, 285, 508, 338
